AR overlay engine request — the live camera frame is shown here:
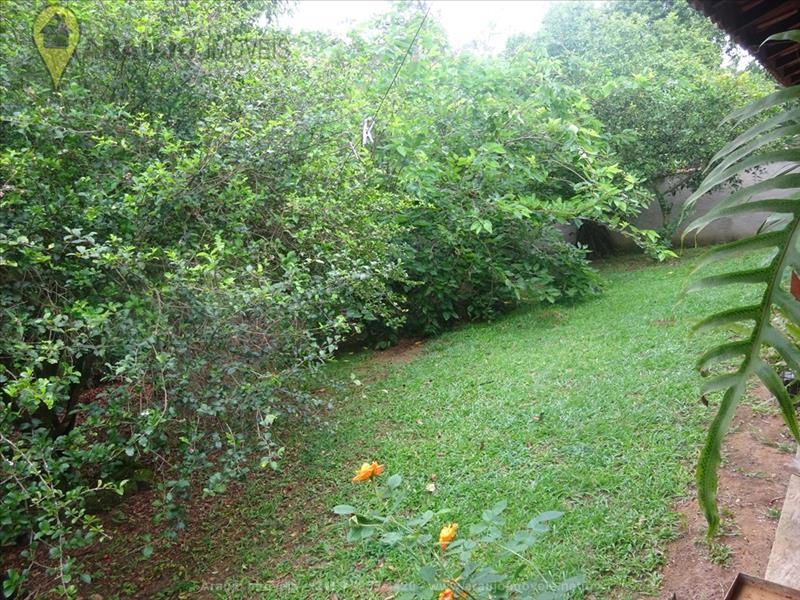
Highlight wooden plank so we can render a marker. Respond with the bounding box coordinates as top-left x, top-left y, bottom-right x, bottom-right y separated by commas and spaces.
762, 44, 800, 63
753, 6, 800, 33
692, 0, 800, 86
765, 467, 800, 587
725, 573, 800, 599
